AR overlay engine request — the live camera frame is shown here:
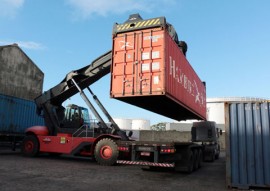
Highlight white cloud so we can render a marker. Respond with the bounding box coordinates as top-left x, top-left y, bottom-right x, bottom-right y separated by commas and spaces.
67, 0, 175, 19
0, 40, 45, 50
0, 0, 24, 18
